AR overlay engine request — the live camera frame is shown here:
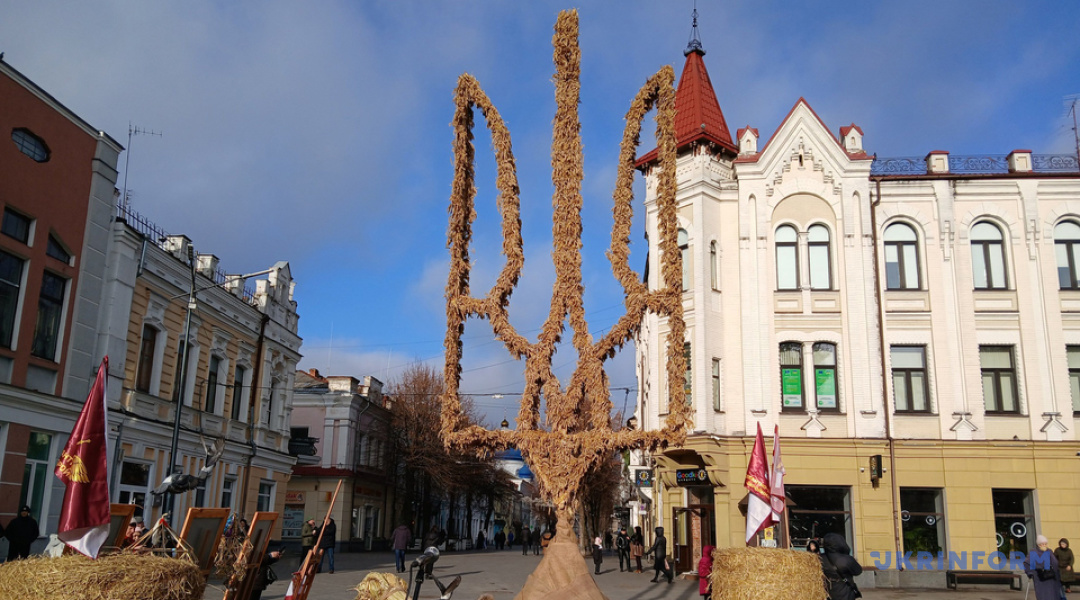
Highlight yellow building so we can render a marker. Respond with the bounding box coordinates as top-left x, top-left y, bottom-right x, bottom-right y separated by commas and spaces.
632, 32, 1080, 582
100, 211, 302, 537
